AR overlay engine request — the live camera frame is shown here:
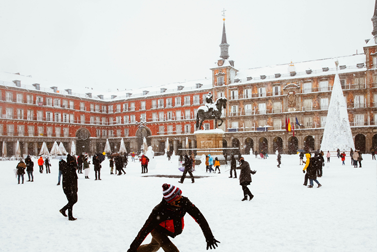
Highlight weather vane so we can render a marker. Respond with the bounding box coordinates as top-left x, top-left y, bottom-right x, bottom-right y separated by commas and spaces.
222, 8, 226, 21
